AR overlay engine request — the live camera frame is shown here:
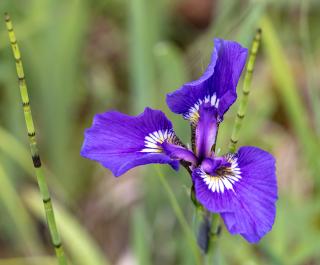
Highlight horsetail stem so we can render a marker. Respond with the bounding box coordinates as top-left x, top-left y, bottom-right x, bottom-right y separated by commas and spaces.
4, 13, 68, 265
229, 29, 262, 153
